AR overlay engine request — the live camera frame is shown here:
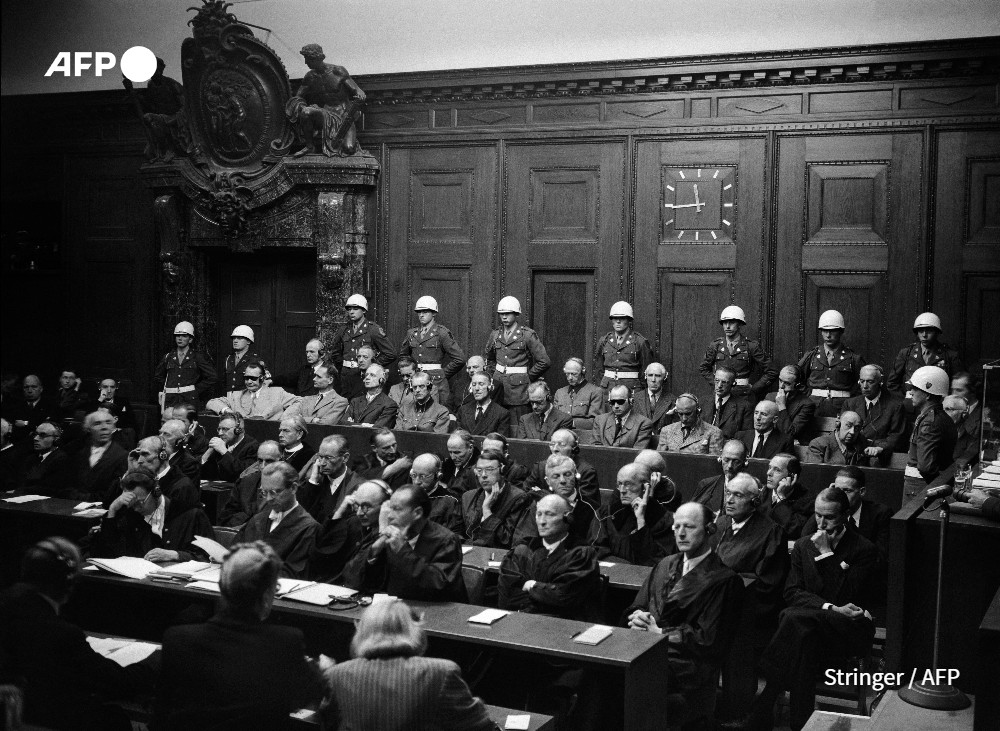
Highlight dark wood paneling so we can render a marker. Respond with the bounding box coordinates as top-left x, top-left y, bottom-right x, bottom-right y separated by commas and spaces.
532, 272, 595, 391
964, 276, 1000, 366
408, 266, 472, 349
